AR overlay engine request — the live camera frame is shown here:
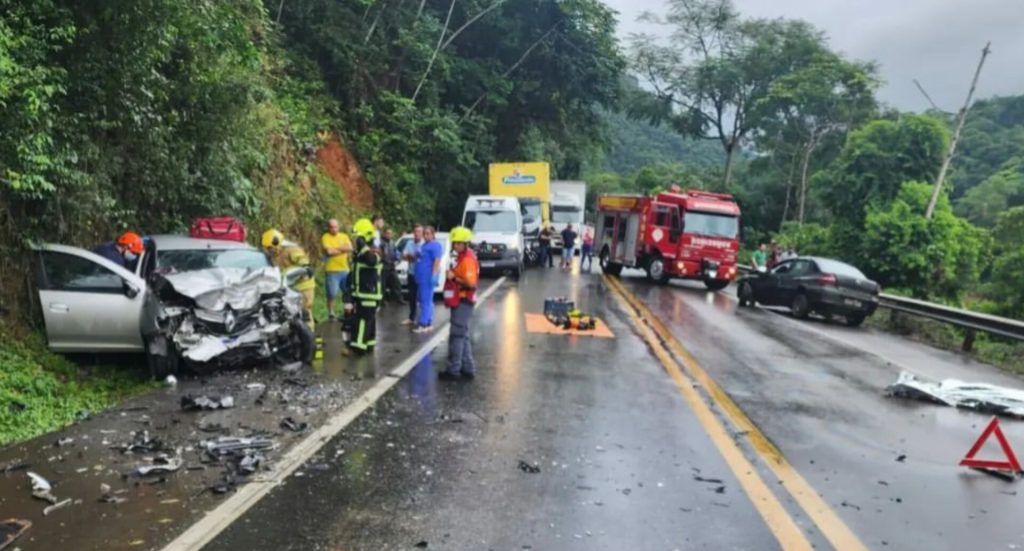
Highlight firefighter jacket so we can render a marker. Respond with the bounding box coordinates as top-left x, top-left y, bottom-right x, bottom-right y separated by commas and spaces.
274, 243, 315, 292
348, 244, 382, 303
